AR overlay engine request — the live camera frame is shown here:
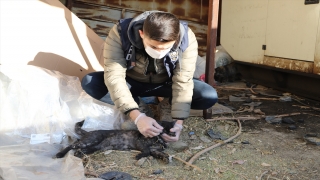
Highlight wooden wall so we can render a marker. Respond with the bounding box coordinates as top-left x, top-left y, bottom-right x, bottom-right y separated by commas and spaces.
60, 0, 209, 56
